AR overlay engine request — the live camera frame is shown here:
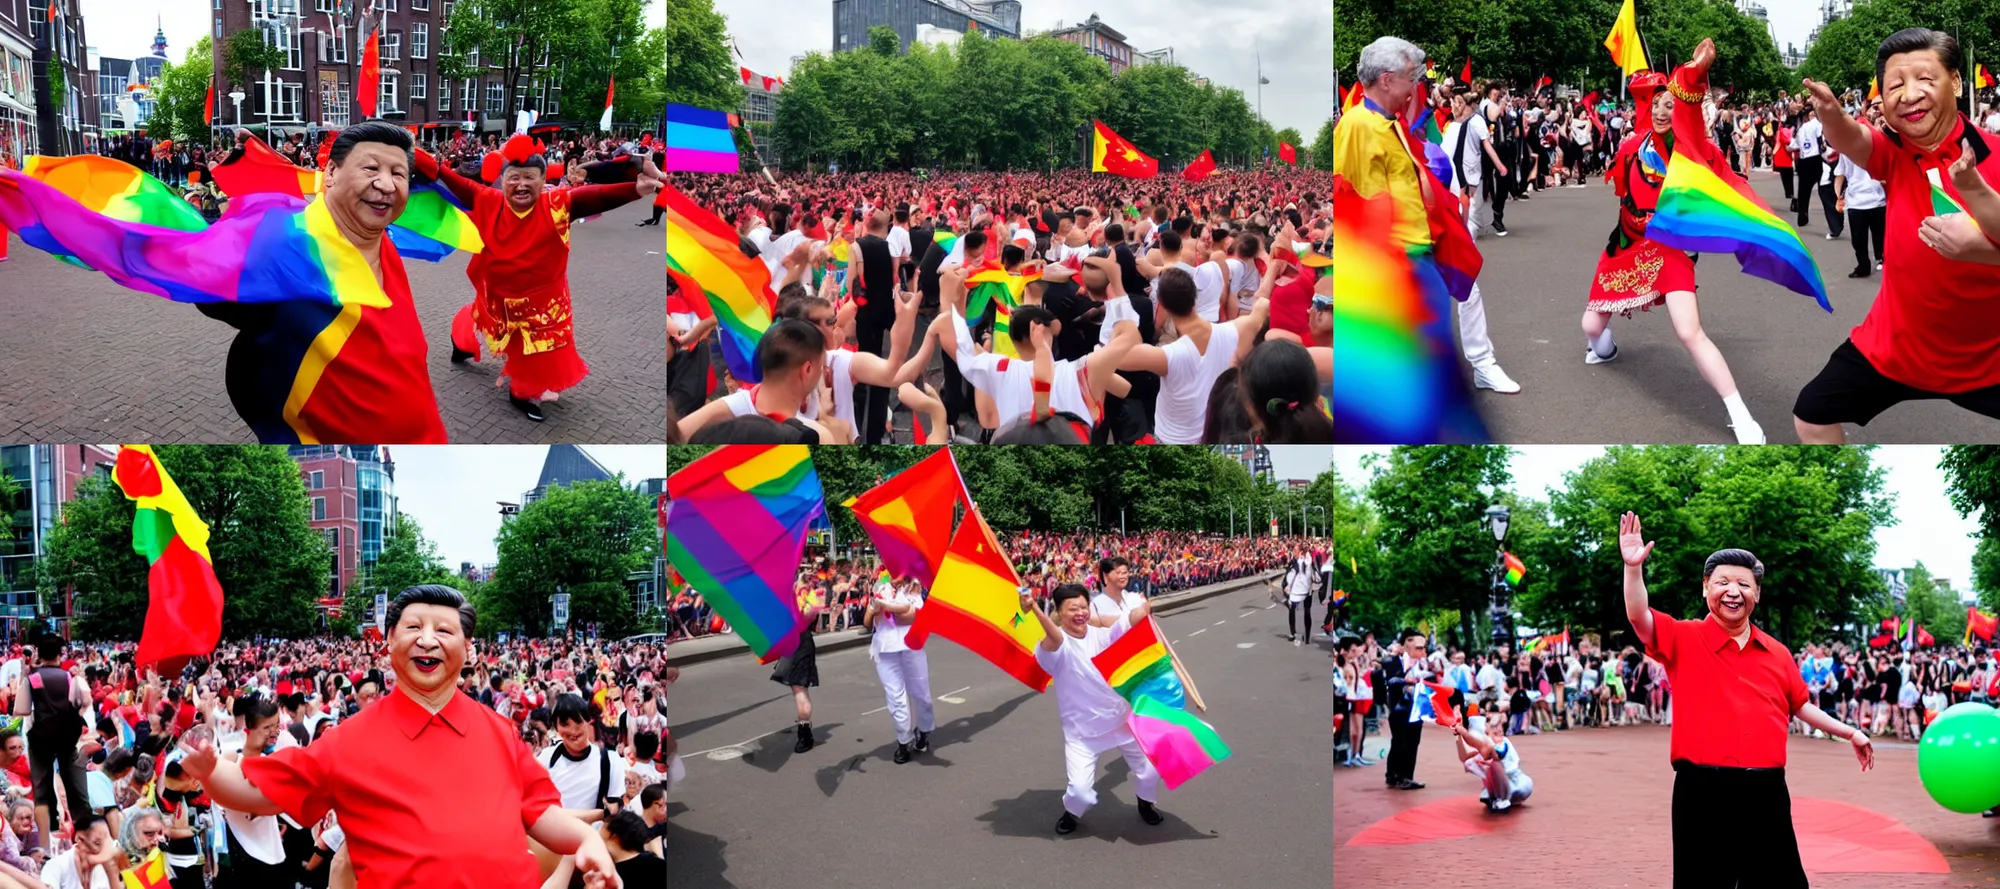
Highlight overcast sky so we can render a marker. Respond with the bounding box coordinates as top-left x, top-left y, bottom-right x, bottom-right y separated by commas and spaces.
90, 0, 665, 67
722, 0, 1331, 135
390, 445, 664, 569
1334, 446, 1982, 589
